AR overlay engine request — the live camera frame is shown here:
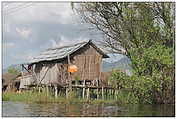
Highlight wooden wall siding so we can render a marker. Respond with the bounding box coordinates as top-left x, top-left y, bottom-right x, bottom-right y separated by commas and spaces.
33, 63, 69, 85
19, 75, 35, 89
72, 45, 102, 81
